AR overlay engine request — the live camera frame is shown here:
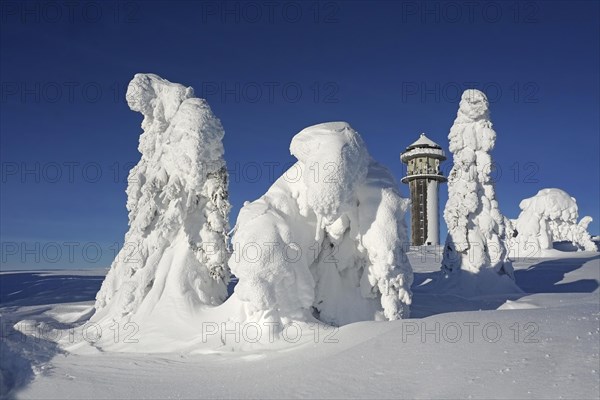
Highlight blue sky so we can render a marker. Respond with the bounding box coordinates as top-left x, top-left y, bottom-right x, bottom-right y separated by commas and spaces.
1, 0, 598, 269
